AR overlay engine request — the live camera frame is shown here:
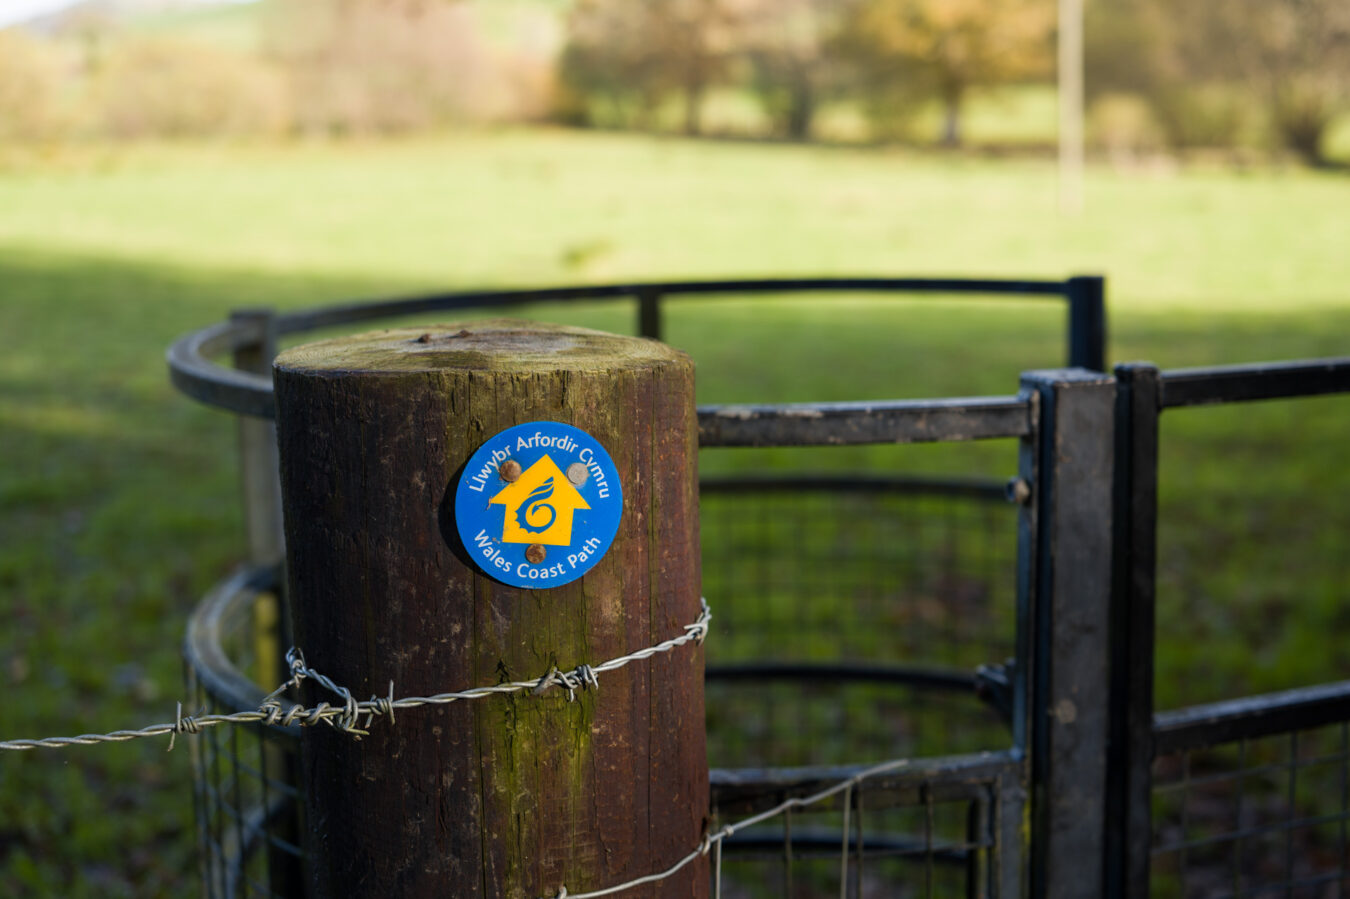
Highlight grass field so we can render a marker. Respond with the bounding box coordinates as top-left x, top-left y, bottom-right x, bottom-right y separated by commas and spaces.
1, 129, 1349, 895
